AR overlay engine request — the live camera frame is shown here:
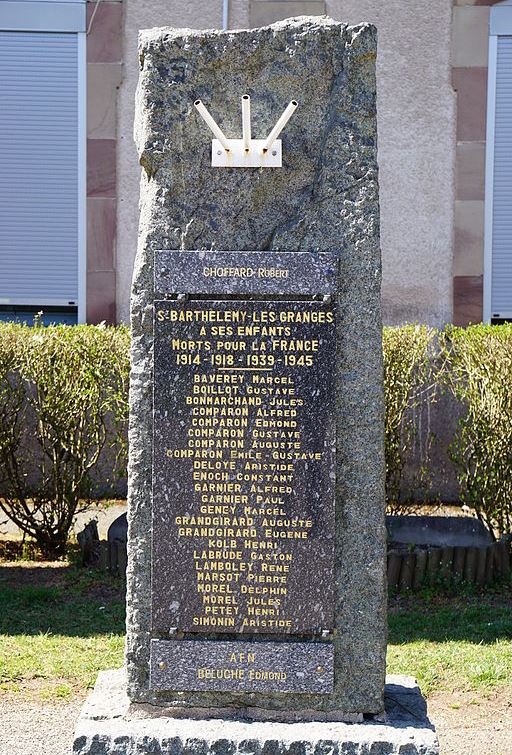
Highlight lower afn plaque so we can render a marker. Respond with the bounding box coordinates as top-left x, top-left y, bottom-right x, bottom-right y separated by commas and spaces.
150, 639, 334, 694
